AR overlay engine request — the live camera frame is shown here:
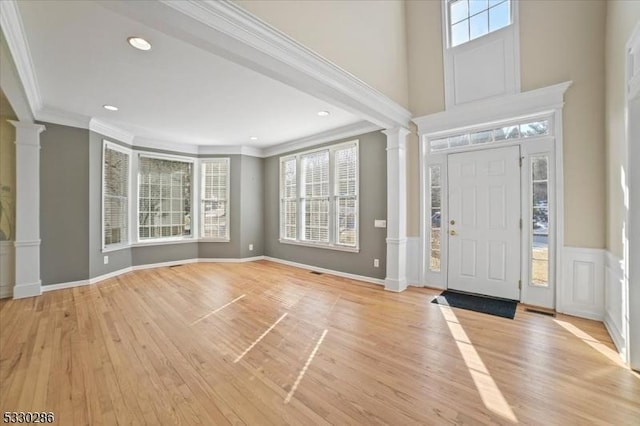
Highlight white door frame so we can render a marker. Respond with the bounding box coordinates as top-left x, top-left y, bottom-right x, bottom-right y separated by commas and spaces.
414, 82, 571, 309
625, 23, 640, 371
